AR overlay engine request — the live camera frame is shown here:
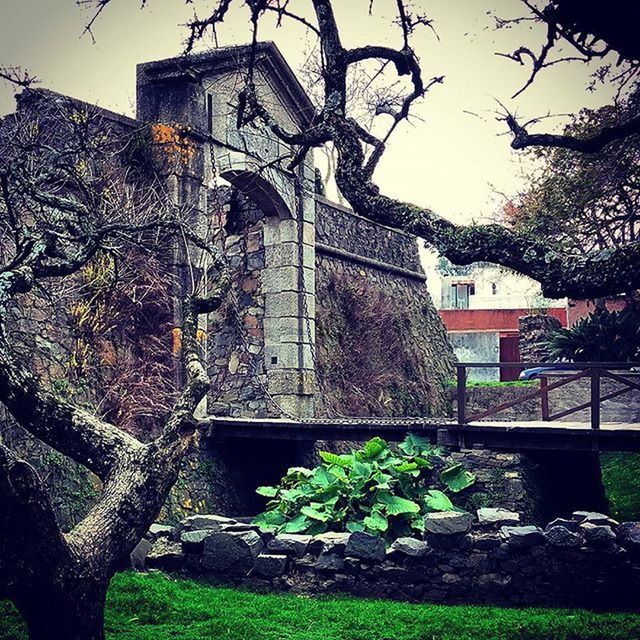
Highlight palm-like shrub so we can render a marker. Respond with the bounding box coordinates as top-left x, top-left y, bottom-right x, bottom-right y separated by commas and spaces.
545, 306, 640, 362
253, 434, 475, 541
